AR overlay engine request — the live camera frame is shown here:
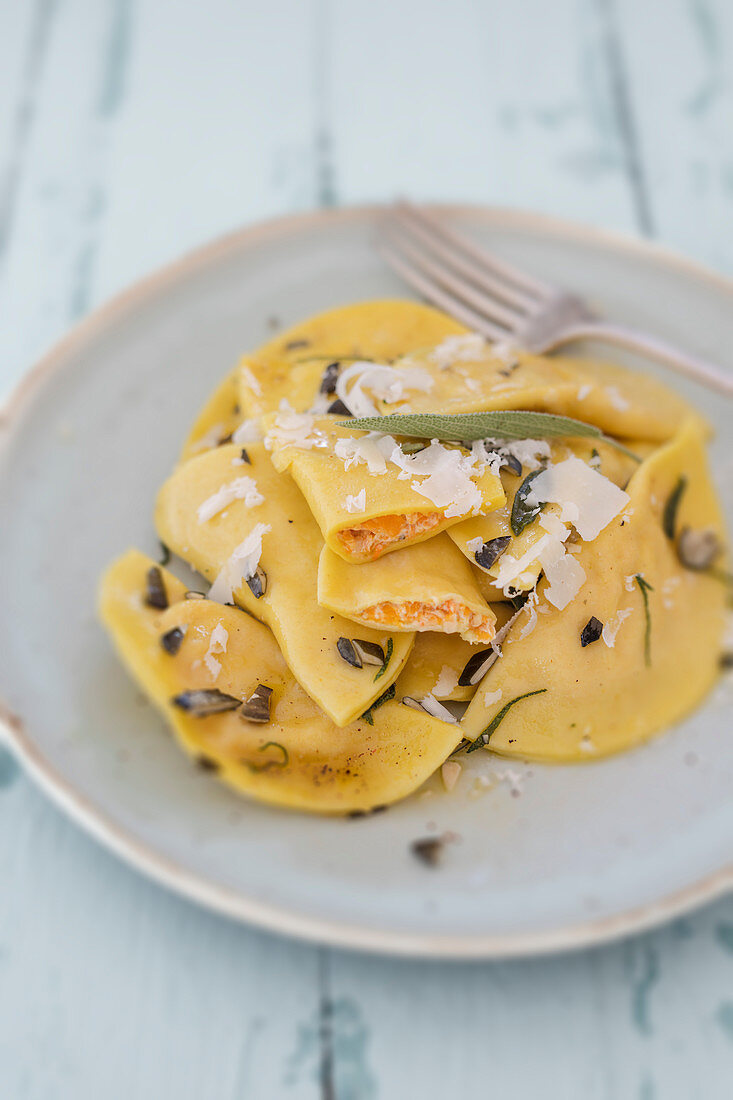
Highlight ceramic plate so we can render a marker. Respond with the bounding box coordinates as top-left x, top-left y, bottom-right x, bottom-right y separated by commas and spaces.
1, 206, 731, 958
